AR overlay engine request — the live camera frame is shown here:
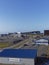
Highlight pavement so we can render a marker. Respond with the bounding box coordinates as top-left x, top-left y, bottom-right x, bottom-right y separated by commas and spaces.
0, 38, 30, 51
